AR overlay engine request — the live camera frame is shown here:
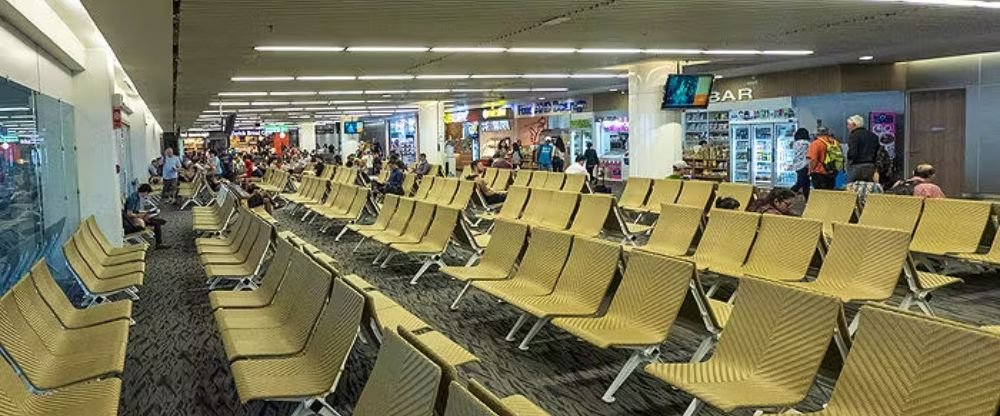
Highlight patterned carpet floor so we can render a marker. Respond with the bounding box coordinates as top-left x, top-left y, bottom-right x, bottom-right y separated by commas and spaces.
118, 201, 1000, 415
